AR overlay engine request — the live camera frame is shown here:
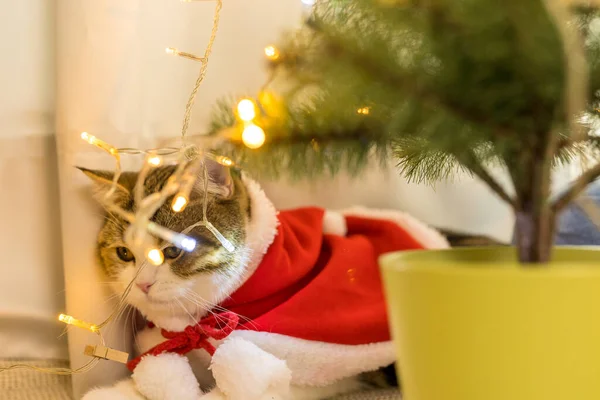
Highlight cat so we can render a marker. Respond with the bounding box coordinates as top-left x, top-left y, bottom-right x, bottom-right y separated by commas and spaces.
80, 158, 447, 400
